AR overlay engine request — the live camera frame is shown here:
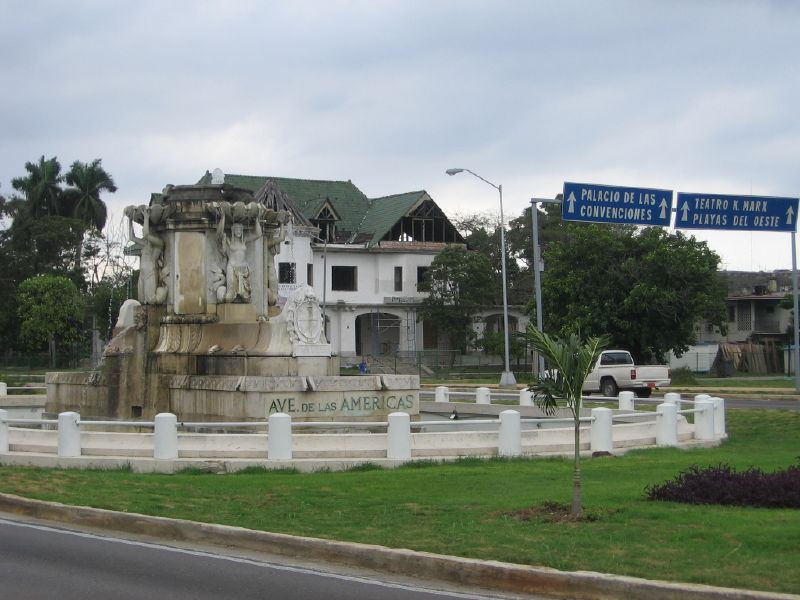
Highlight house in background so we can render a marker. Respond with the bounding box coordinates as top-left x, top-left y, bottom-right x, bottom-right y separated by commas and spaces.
197, 170, 529, 365
695, 271, 792, 345
671, 271, 793, 373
